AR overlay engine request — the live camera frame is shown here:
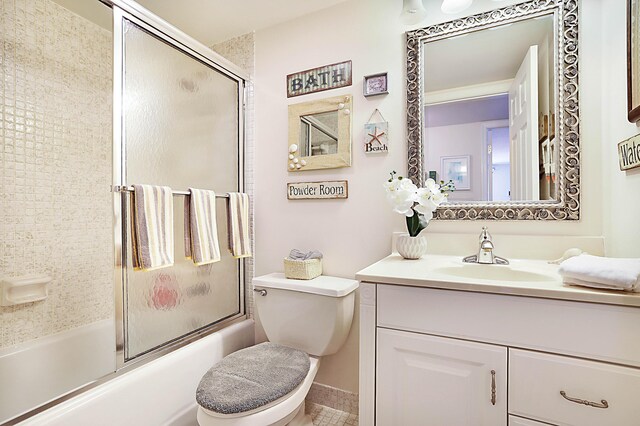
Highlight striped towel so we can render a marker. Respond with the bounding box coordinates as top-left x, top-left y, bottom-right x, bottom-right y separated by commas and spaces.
131, 184, 174, 271
226, 192, 251, 258
184, 188, 221, 265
